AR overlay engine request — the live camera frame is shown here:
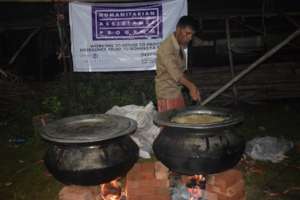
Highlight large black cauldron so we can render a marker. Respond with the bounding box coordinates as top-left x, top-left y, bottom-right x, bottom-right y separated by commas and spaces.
153, 106, 245, 175
40, 114, 139, 185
